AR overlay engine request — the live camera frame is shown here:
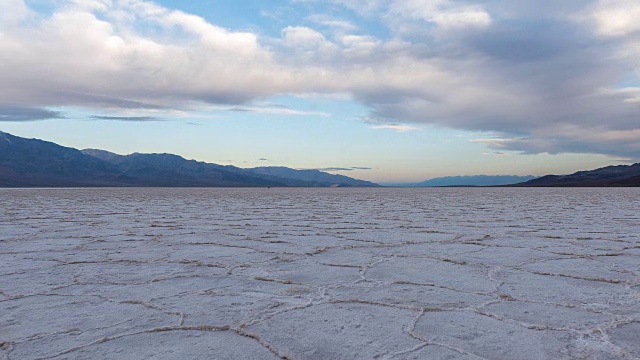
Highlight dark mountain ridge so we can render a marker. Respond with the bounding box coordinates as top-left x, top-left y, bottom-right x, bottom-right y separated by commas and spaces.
514, 163, 640, 187
0, 131, 378, 187
0, 131, 134, 187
